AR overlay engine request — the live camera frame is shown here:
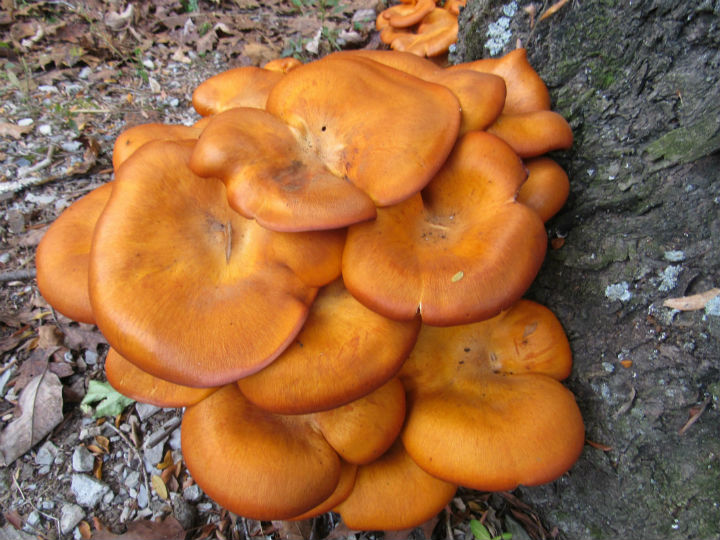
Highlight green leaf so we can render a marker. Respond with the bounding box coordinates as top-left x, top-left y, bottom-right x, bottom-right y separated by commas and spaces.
470, 520, 492, 540
80, 380, 135, 418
